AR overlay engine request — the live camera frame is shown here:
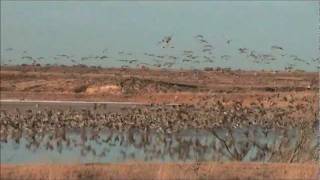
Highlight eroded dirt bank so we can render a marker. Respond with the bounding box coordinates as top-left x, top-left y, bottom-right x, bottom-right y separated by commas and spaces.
1, 162, 318, 180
